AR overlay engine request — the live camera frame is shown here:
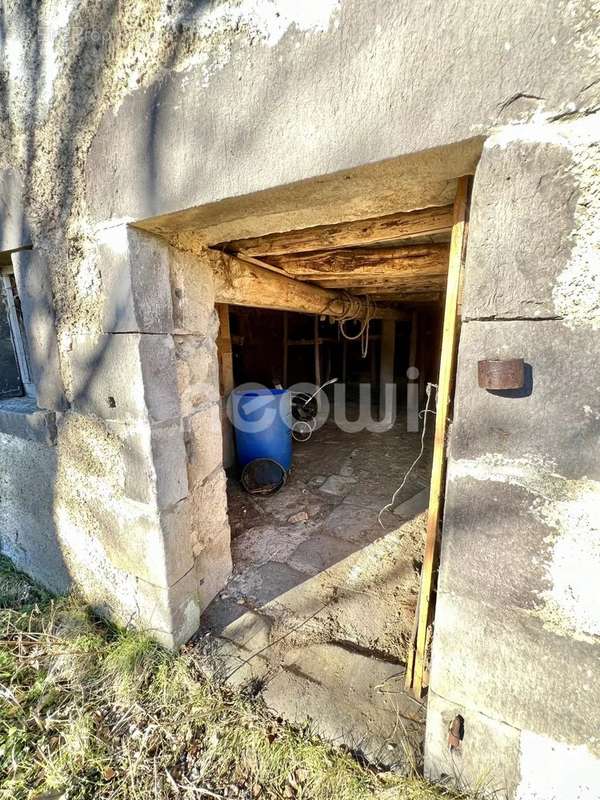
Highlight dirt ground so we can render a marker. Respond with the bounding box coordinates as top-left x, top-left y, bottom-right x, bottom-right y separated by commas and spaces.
197, 417, 433, 769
